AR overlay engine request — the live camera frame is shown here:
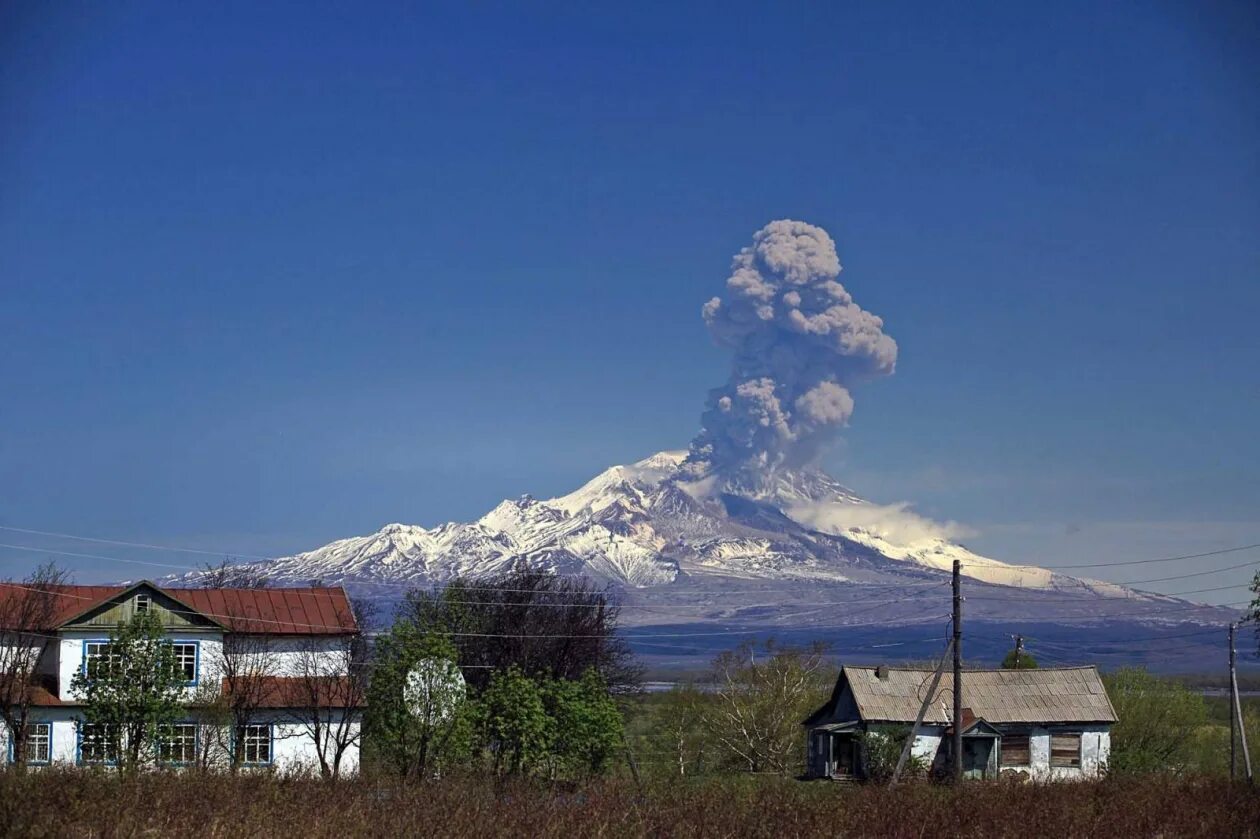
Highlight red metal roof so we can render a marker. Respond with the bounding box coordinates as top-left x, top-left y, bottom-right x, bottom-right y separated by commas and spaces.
222, 676, 365, 709
3, 675, 63, 707
0, 583, 358, 635
174, 587, 358, 634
